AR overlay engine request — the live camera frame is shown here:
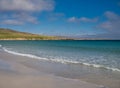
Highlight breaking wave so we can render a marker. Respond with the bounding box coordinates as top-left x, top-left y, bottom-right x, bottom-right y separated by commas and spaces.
2, 46, 120, 72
